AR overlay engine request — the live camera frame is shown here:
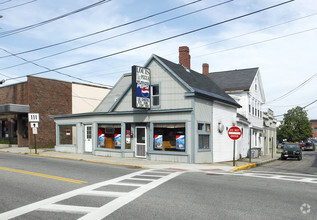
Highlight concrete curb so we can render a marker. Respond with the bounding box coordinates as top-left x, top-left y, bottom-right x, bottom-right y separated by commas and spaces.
255, 158, 278, 166
230, 163, 256, 172
0, 150, 150, 169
